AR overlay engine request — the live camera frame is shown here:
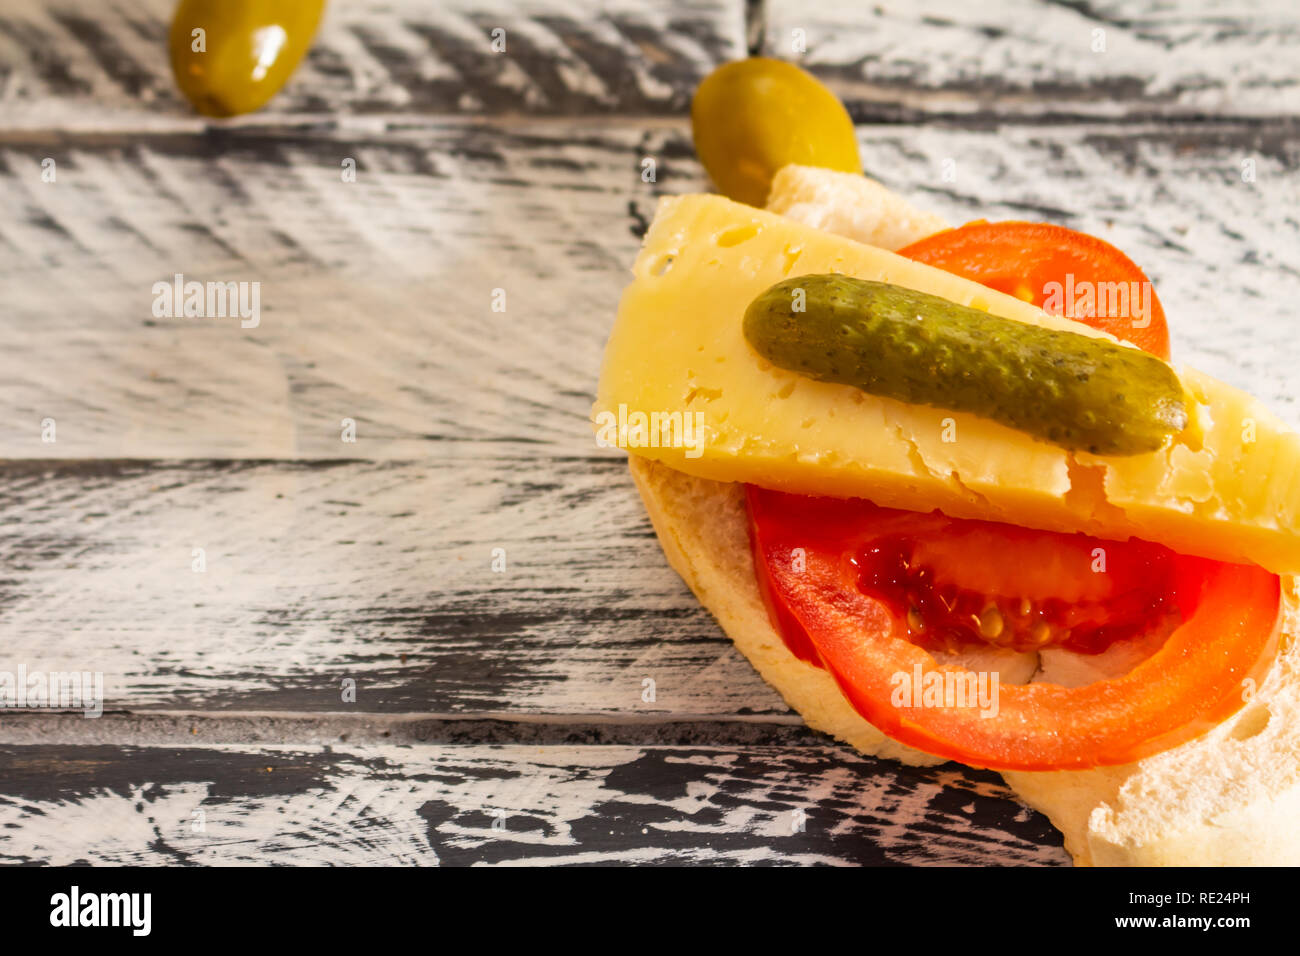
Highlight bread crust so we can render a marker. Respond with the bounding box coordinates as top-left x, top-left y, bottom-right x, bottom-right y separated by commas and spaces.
629, 454, 940, 766
630, 454, 1300, 866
